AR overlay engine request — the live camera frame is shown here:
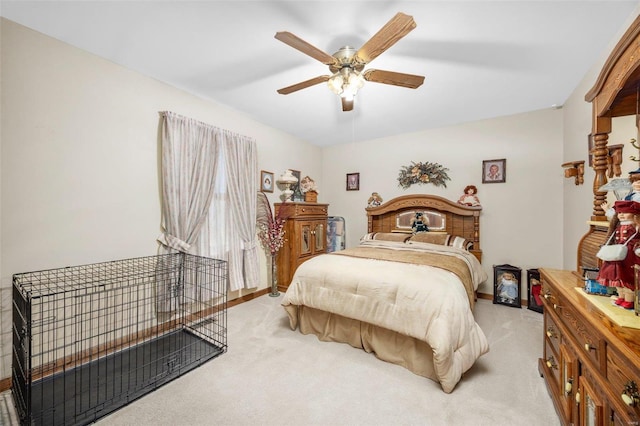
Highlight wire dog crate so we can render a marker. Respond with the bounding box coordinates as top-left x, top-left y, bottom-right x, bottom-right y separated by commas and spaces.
12, 252, 227, 426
